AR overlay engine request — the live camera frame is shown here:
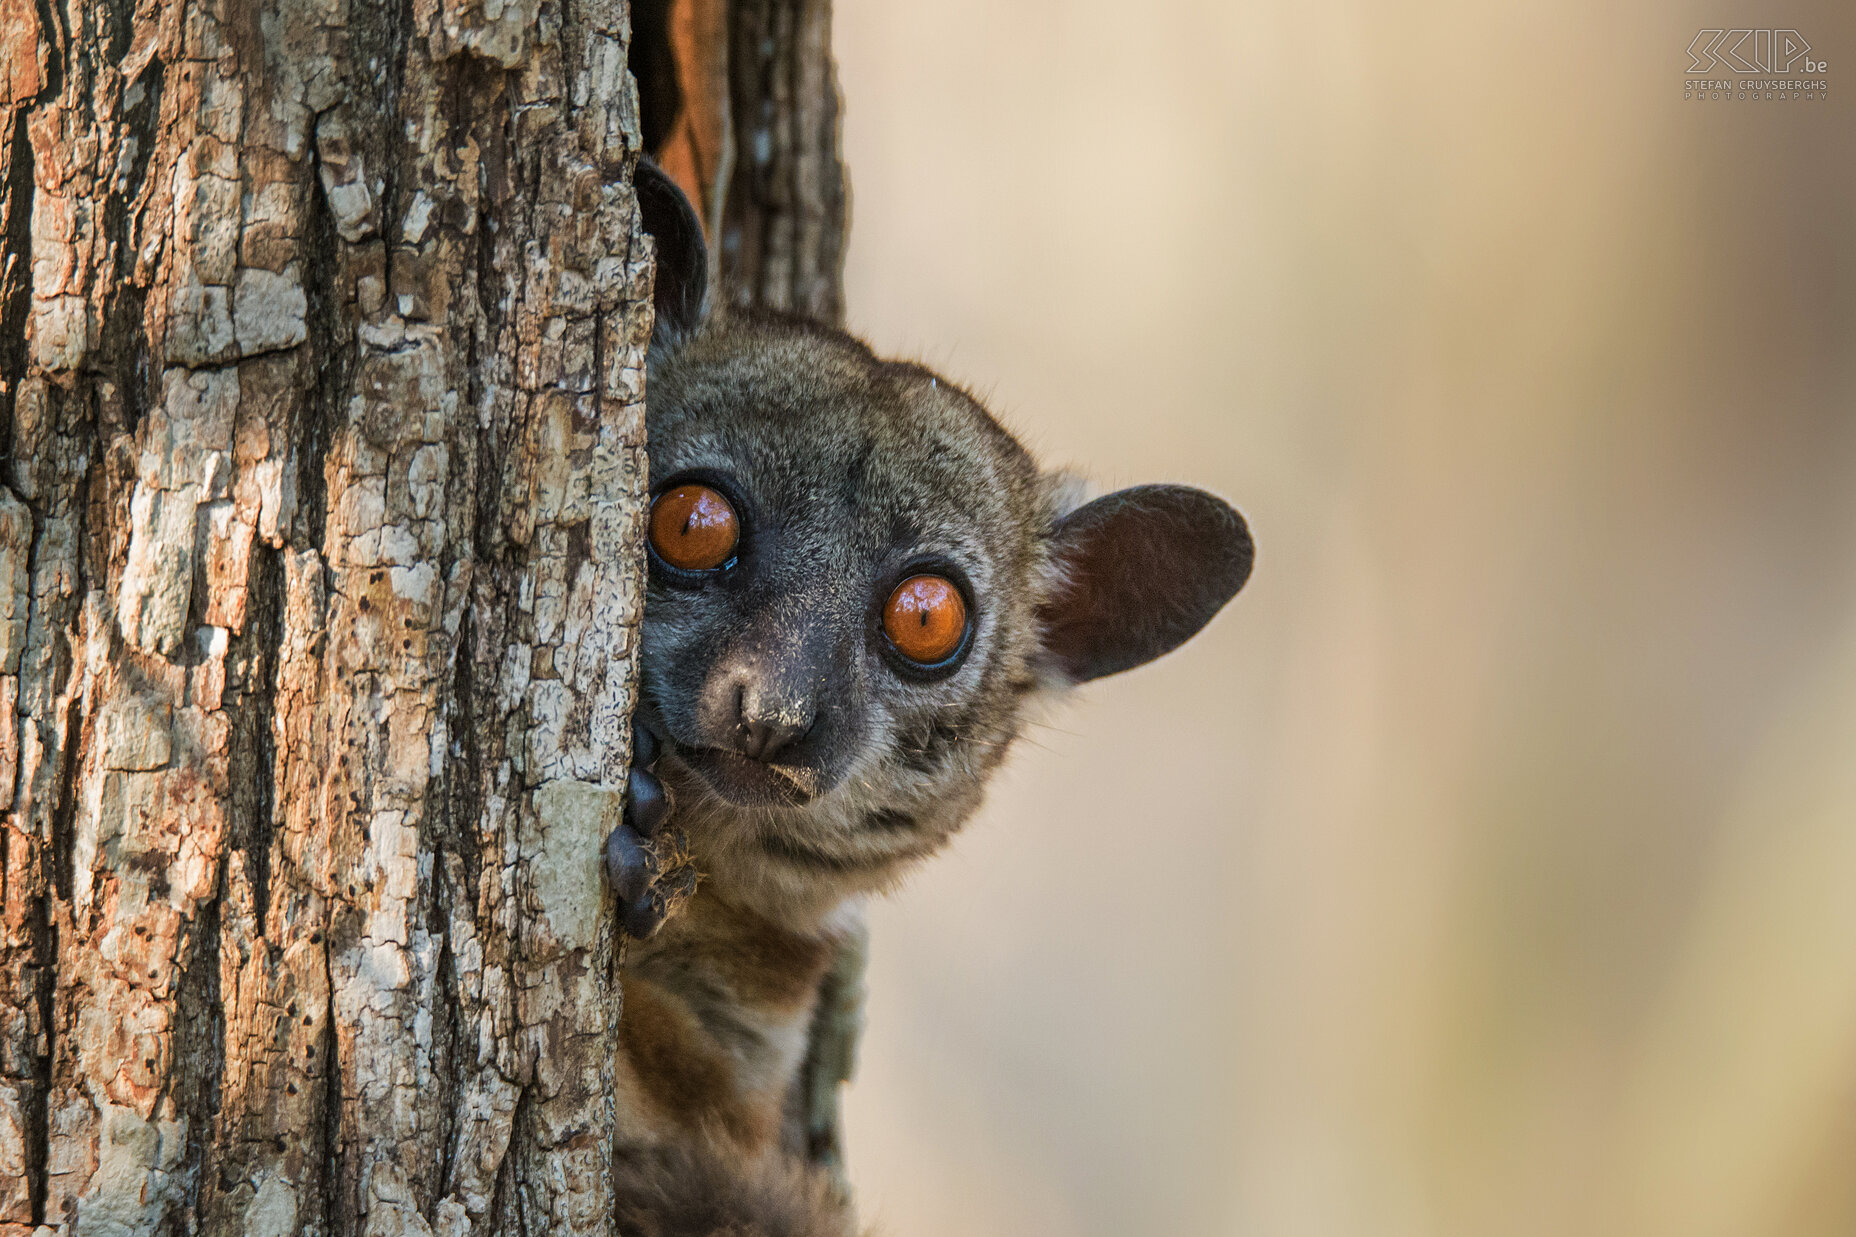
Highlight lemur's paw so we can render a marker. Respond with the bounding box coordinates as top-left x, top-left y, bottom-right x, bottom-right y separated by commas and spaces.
605, 817, 698, 939
605, 725, 699, 939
